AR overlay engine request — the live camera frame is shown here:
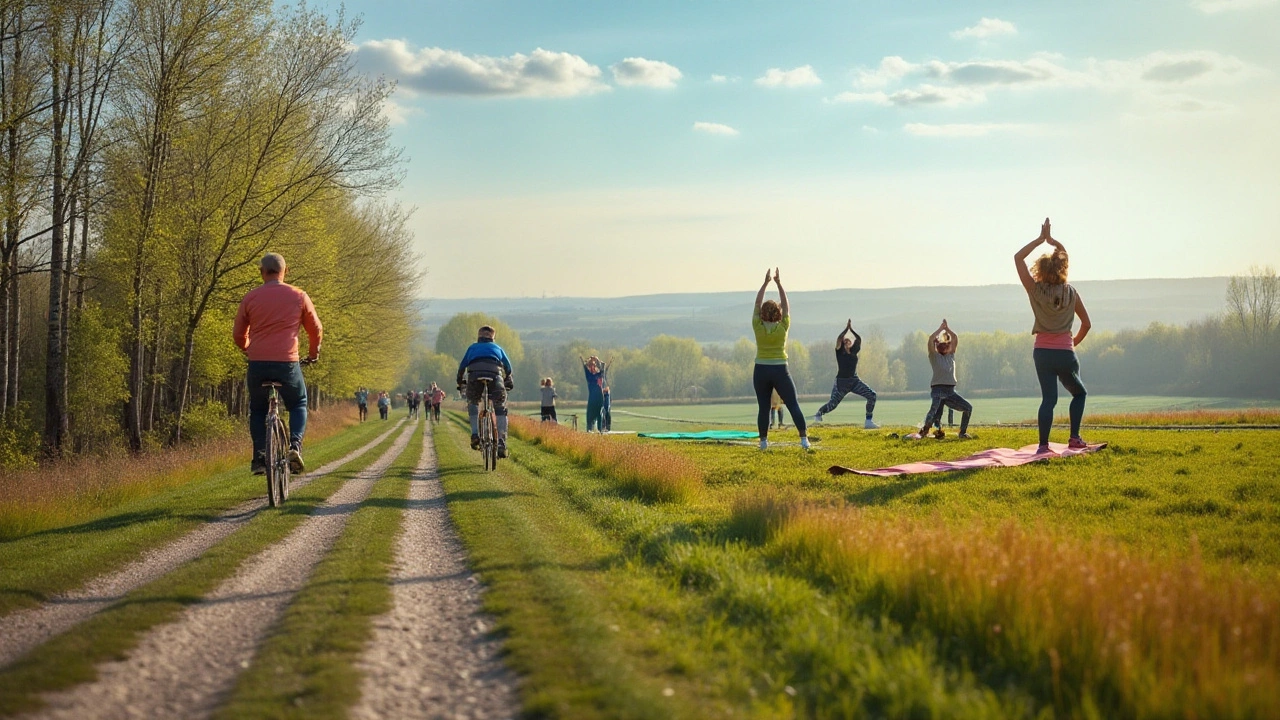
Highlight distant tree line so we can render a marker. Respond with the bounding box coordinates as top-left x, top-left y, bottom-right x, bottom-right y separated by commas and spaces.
406, 268, 1280, 403
1, 0, 417, 466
